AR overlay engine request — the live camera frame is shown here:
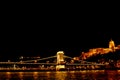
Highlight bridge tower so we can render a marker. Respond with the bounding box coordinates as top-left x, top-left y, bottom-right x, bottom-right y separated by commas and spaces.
56, 51, 65, 70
